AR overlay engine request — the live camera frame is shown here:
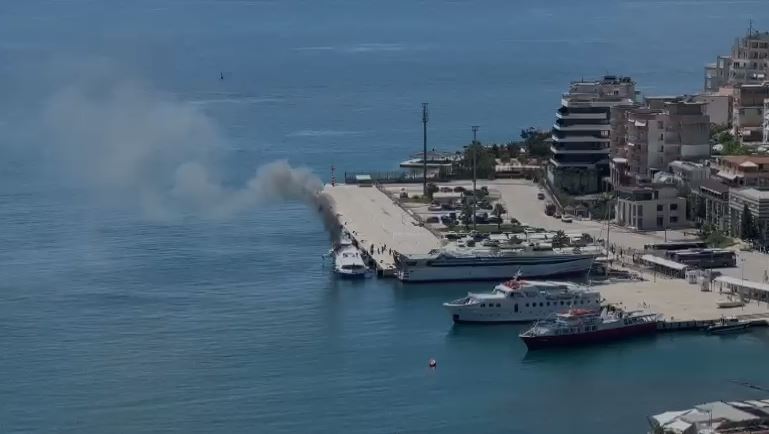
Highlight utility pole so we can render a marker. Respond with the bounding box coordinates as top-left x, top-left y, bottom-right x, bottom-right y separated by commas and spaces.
422, 103, 429, 196
471, 125, 479, 231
